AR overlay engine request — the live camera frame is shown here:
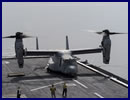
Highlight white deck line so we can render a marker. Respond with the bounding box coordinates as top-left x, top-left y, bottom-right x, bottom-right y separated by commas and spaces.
94, 92, 104, 98
73, 79, 88, 89
31, 81, 64, 91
